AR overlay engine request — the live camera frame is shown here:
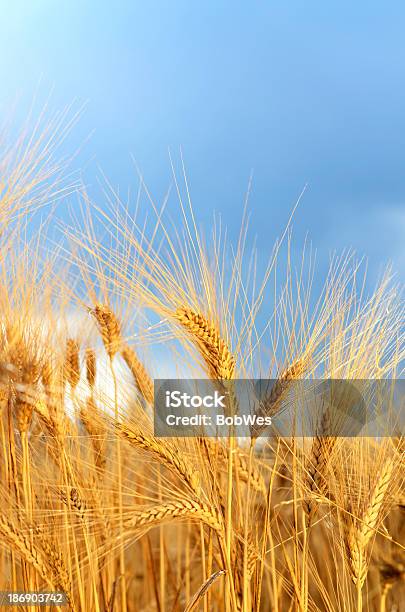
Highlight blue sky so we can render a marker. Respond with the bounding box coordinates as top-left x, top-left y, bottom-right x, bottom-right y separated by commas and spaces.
1, 1, 404, 287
